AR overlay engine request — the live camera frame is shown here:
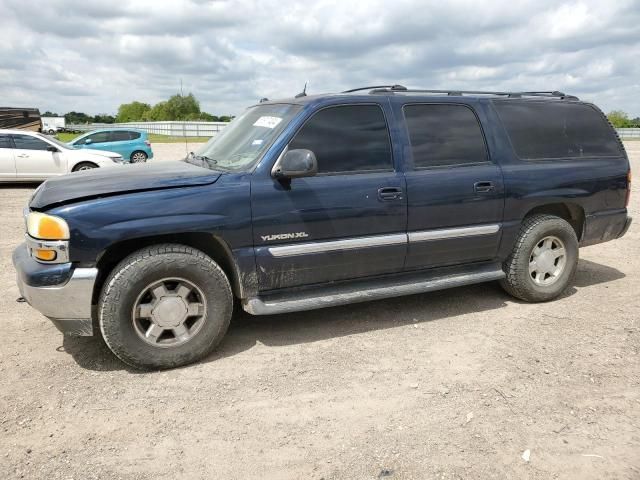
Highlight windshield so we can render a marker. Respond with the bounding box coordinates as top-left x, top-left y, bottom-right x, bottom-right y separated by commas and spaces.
187, 104, 302, 172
